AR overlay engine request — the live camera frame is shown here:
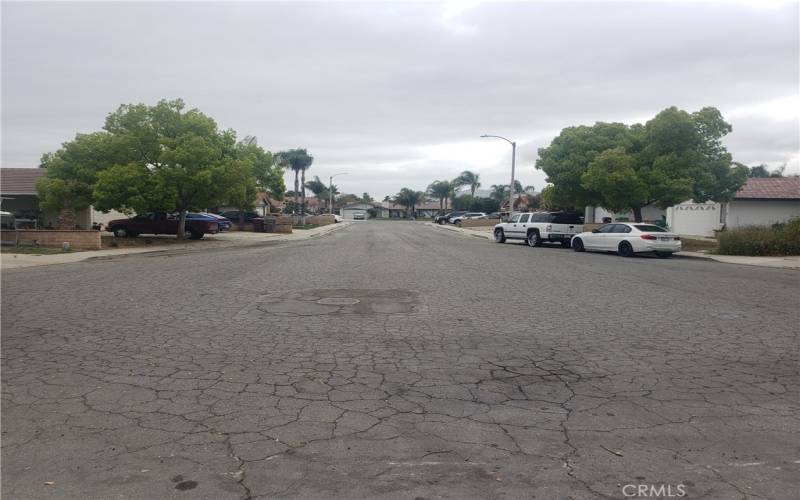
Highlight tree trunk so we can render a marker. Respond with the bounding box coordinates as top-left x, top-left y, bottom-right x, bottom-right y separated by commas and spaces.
293, 169, 299, 214
632, 207, 643, 222
56, 208, 76, 230
176, 209, 188, 239
300, 168, 307, 225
